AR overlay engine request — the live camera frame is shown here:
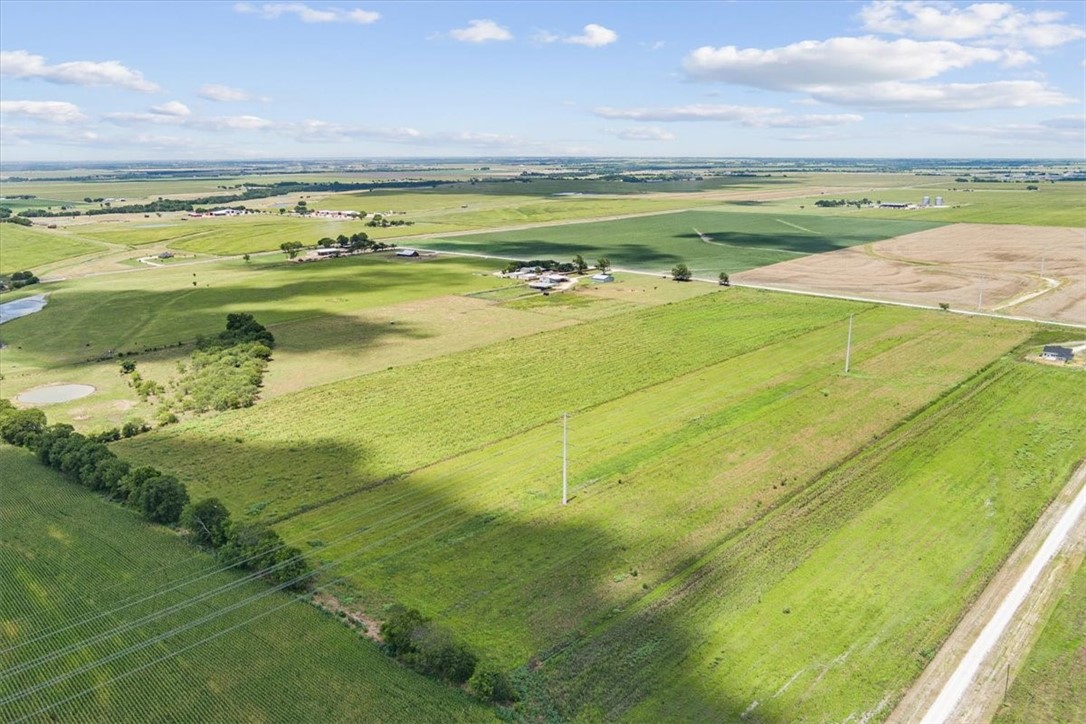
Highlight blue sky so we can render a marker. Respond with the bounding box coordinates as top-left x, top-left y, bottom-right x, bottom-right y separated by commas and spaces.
1, 1, 1083, 161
